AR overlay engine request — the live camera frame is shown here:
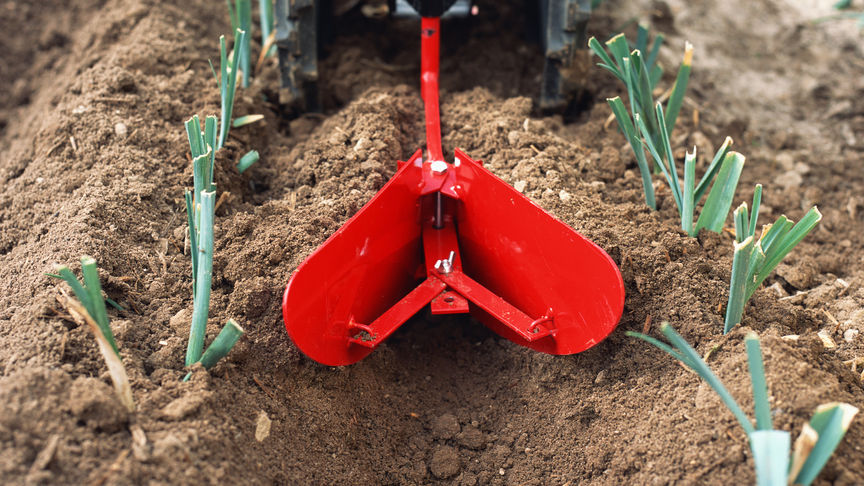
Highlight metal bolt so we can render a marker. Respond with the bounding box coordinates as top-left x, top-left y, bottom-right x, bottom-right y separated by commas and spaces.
435, 251, 455, 274
430, 161, 448, 174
